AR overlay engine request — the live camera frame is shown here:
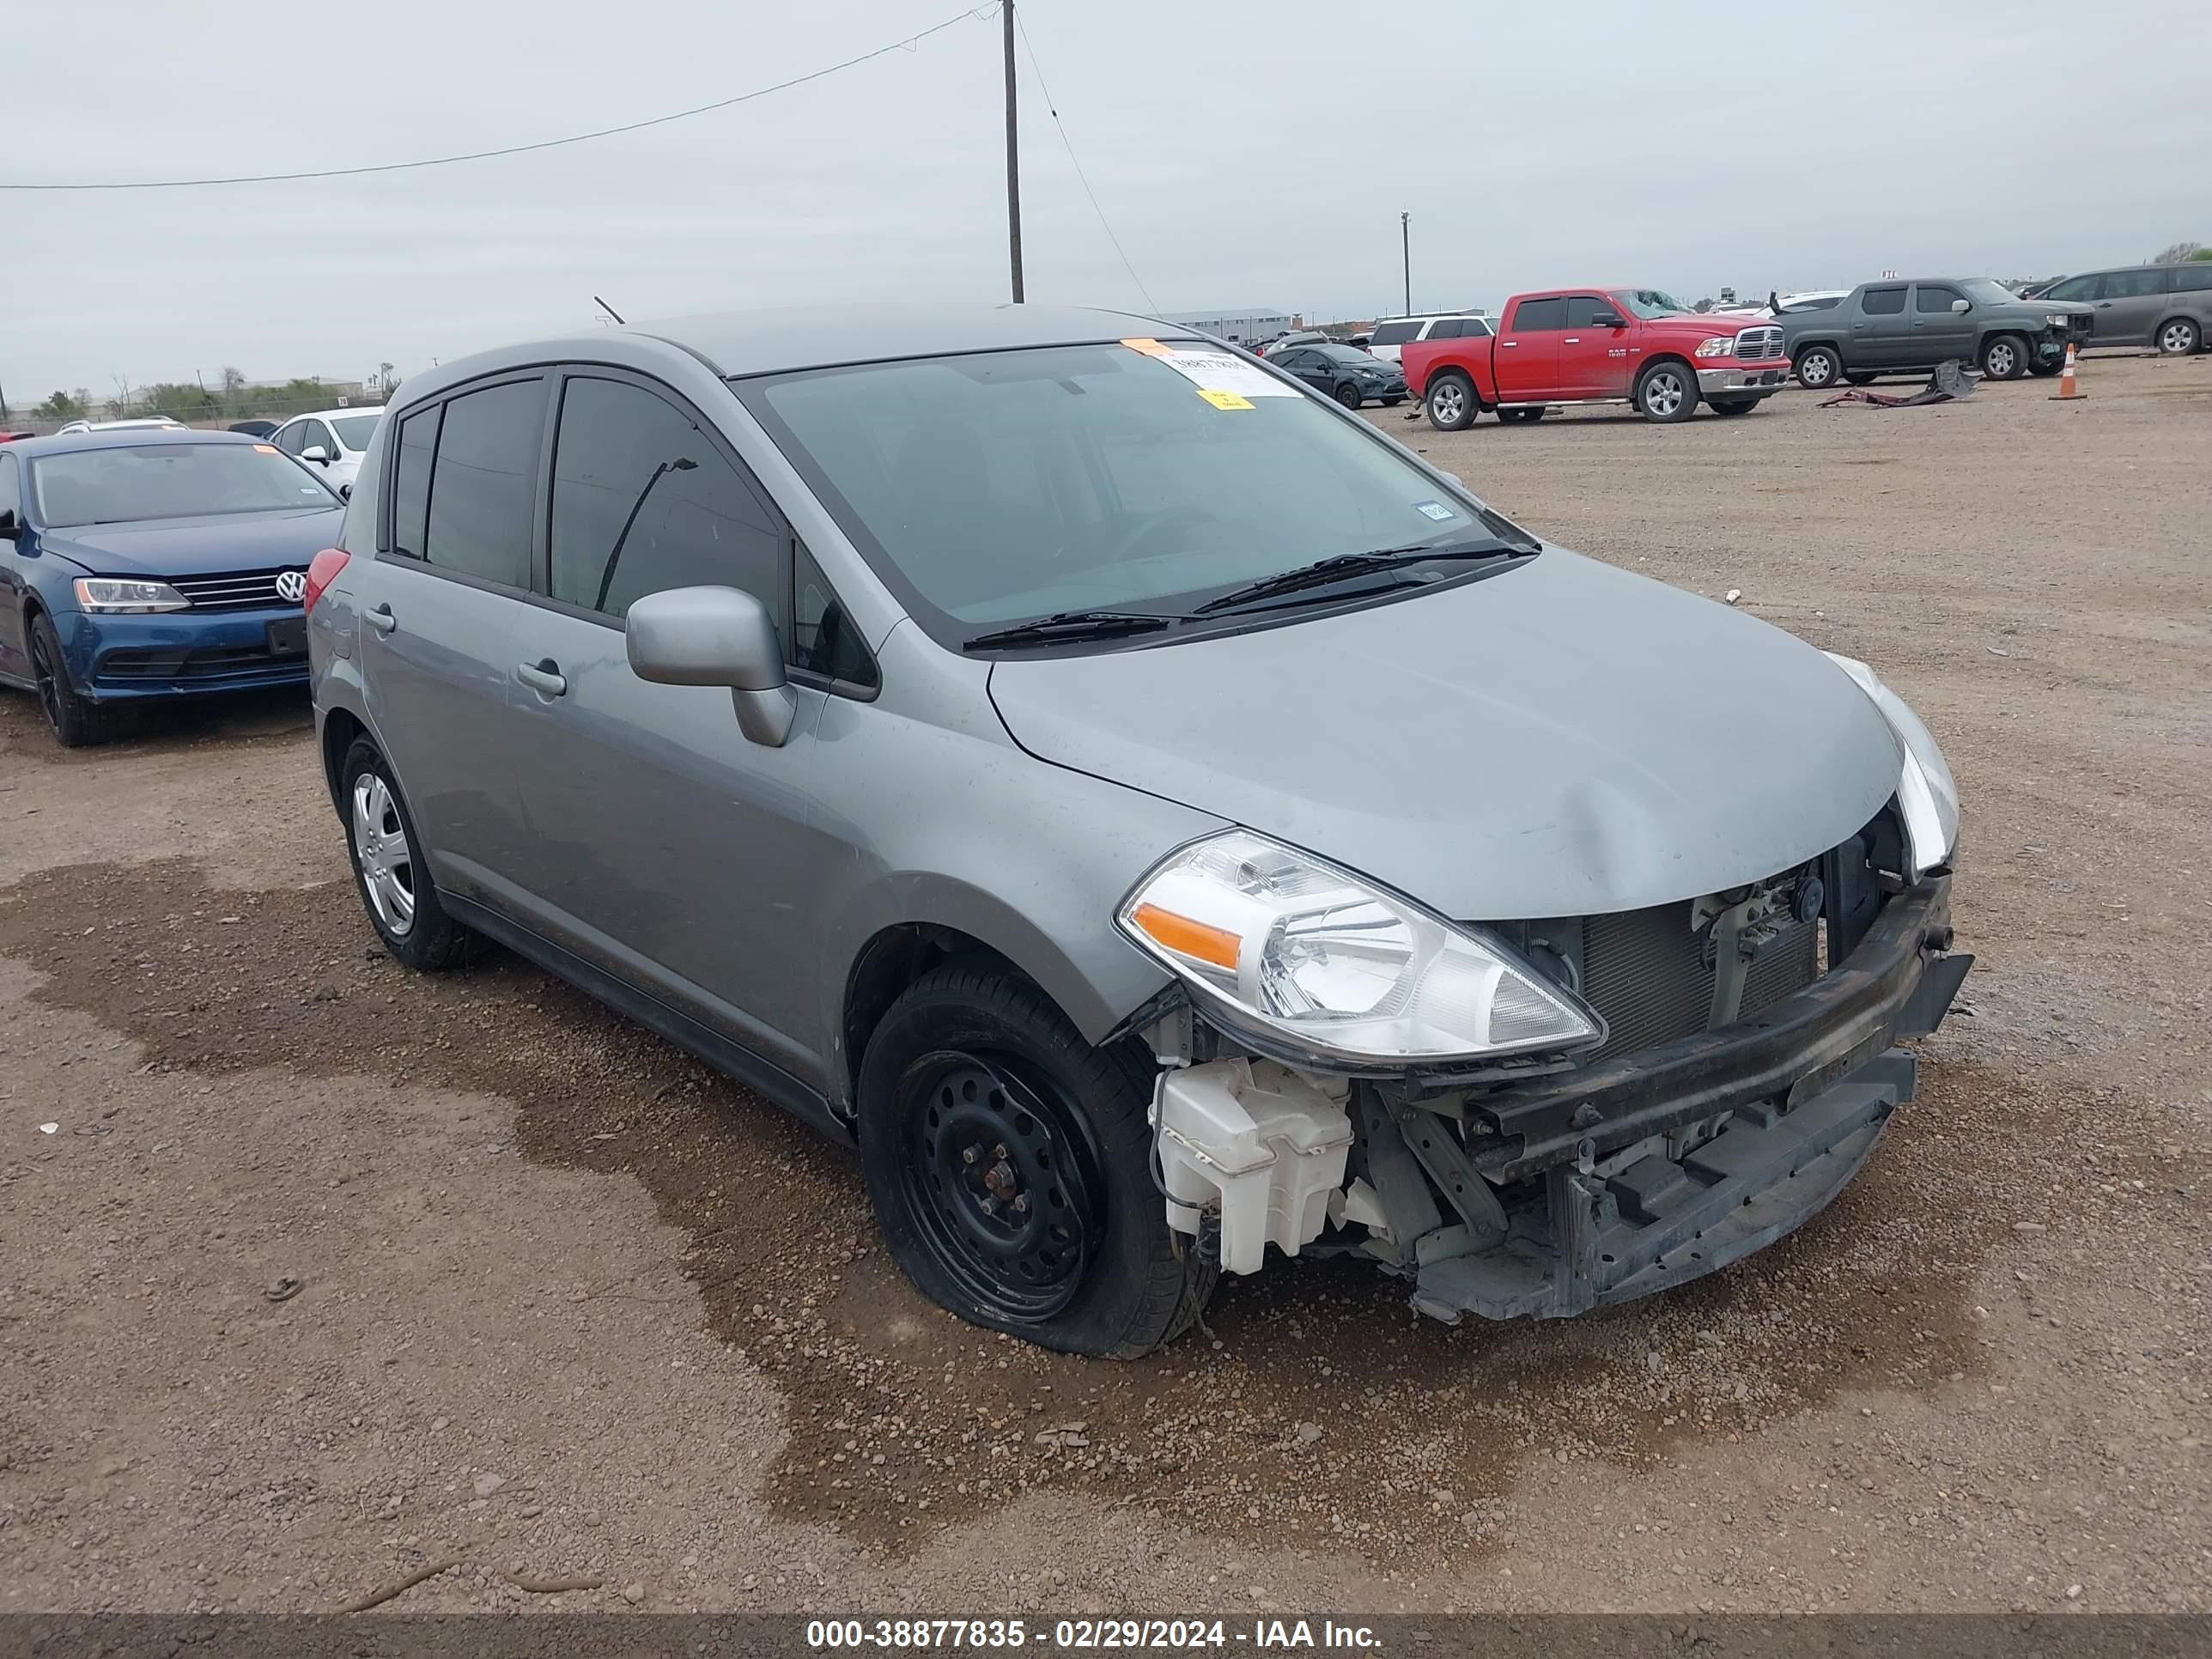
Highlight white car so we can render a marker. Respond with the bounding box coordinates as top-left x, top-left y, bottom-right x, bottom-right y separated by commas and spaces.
53, 416, 186, 435
269, 406, 386, 498
1364, 313, 1496, 365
